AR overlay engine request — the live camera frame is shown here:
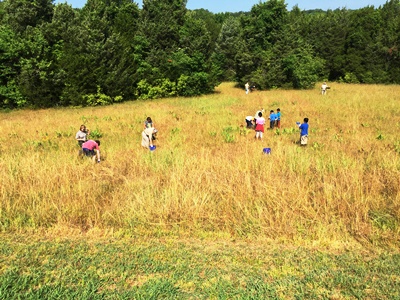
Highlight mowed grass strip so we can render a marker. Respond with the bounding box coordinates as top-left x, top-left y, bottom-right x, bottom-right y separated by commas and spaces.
1, 234, 400, 299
